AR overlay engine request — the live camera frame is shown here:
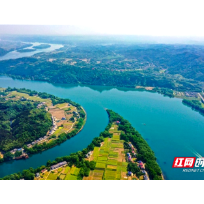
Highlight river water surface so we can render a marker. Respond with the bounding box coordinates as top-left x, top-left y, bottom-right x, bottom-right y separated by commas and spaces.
0, 43, 63, 61
0, 76, 204, 180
